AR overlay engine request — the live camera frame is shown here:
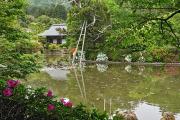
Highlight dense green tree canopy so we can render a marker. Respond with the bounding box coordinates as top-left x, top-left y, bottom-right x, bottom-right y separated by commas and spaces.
27, 0, 69, 20
104, 0, 180, 61
27, 4, 67, 20
29, 0, 69, 7
0, 0, 42, 78
112, 0, 180, 44
67, 0, 180, 62
67, 0, 111, 59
